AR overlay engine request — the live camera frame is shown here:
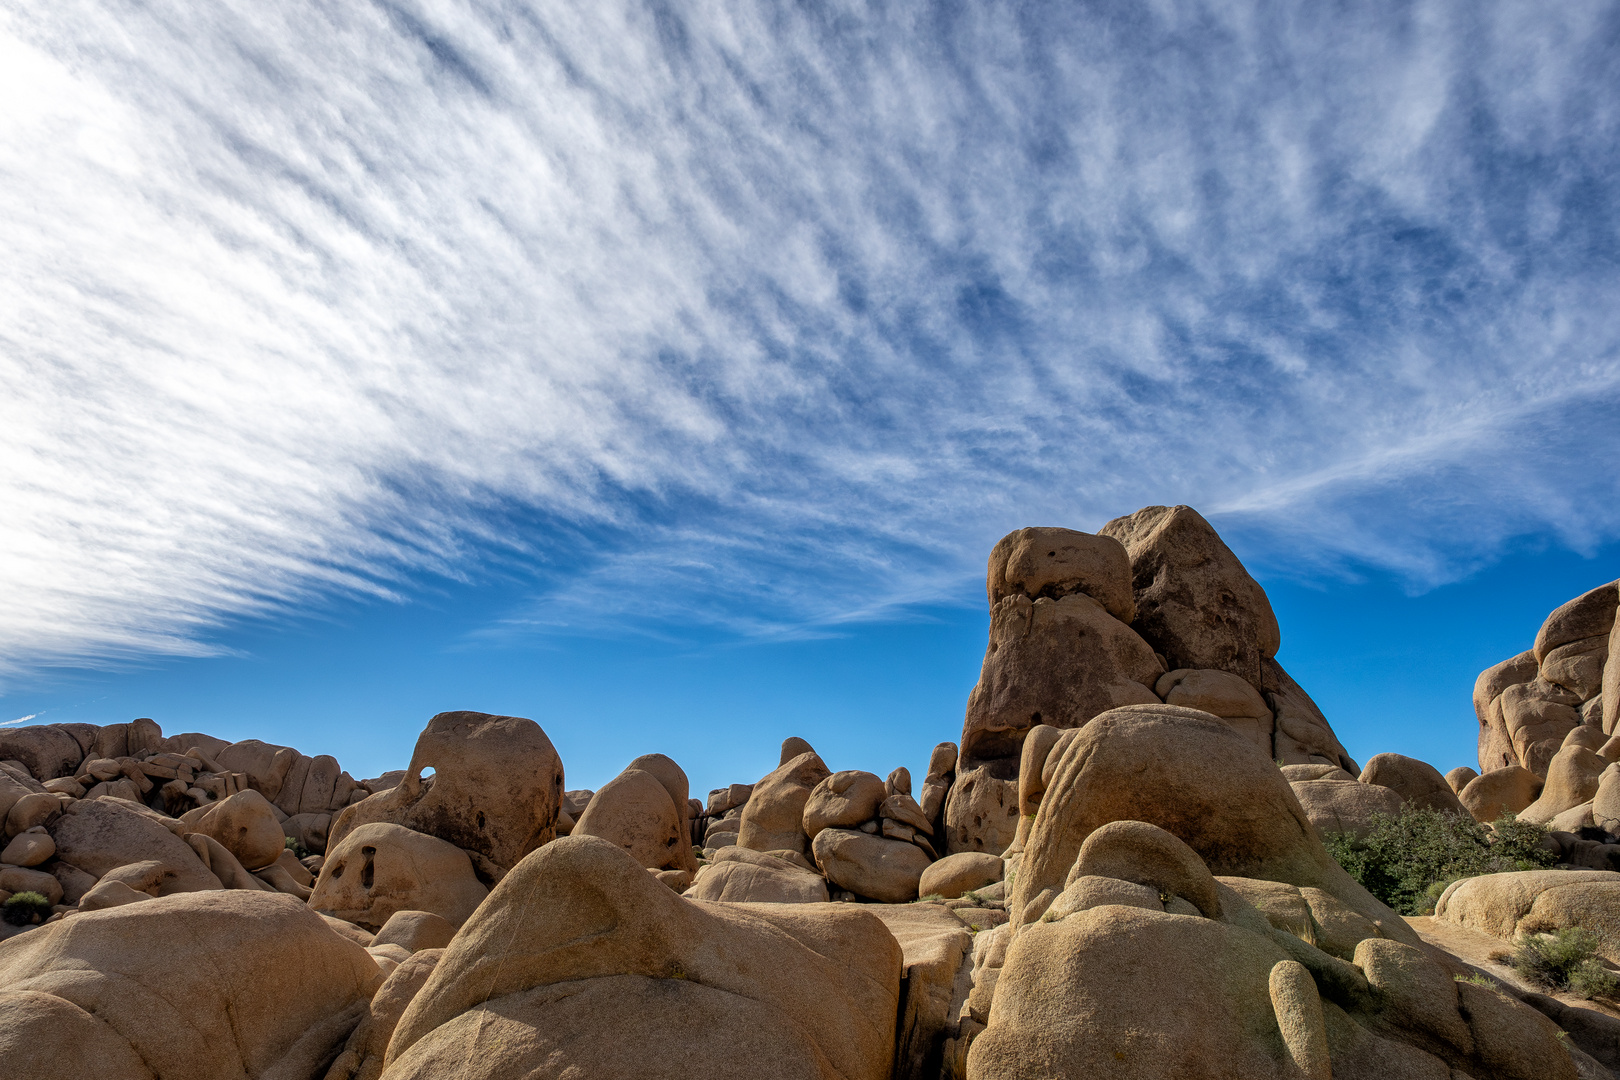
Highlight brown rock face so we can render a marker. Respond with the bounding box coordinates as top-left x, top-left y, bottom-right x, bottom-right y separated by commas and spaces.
802, 770, 888, 840
986, 526, 1136, 622
1008, 704, 1414, 944
811, 827, 932, 903
572, 765, 697, 872
383, 835, 901, 1080
0, 724, 84, 782
1458, 765, 1544, 822
738, 750, 830, 855
1357, 753, 1466, 815
0, 891, 380, 1080
328, 711, 563, 871
1099, 504, 1281, 687
960, 591, 1162, 763
194, 789, 286, 870
310, 821, 489, 931
50, 797, 222, 894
